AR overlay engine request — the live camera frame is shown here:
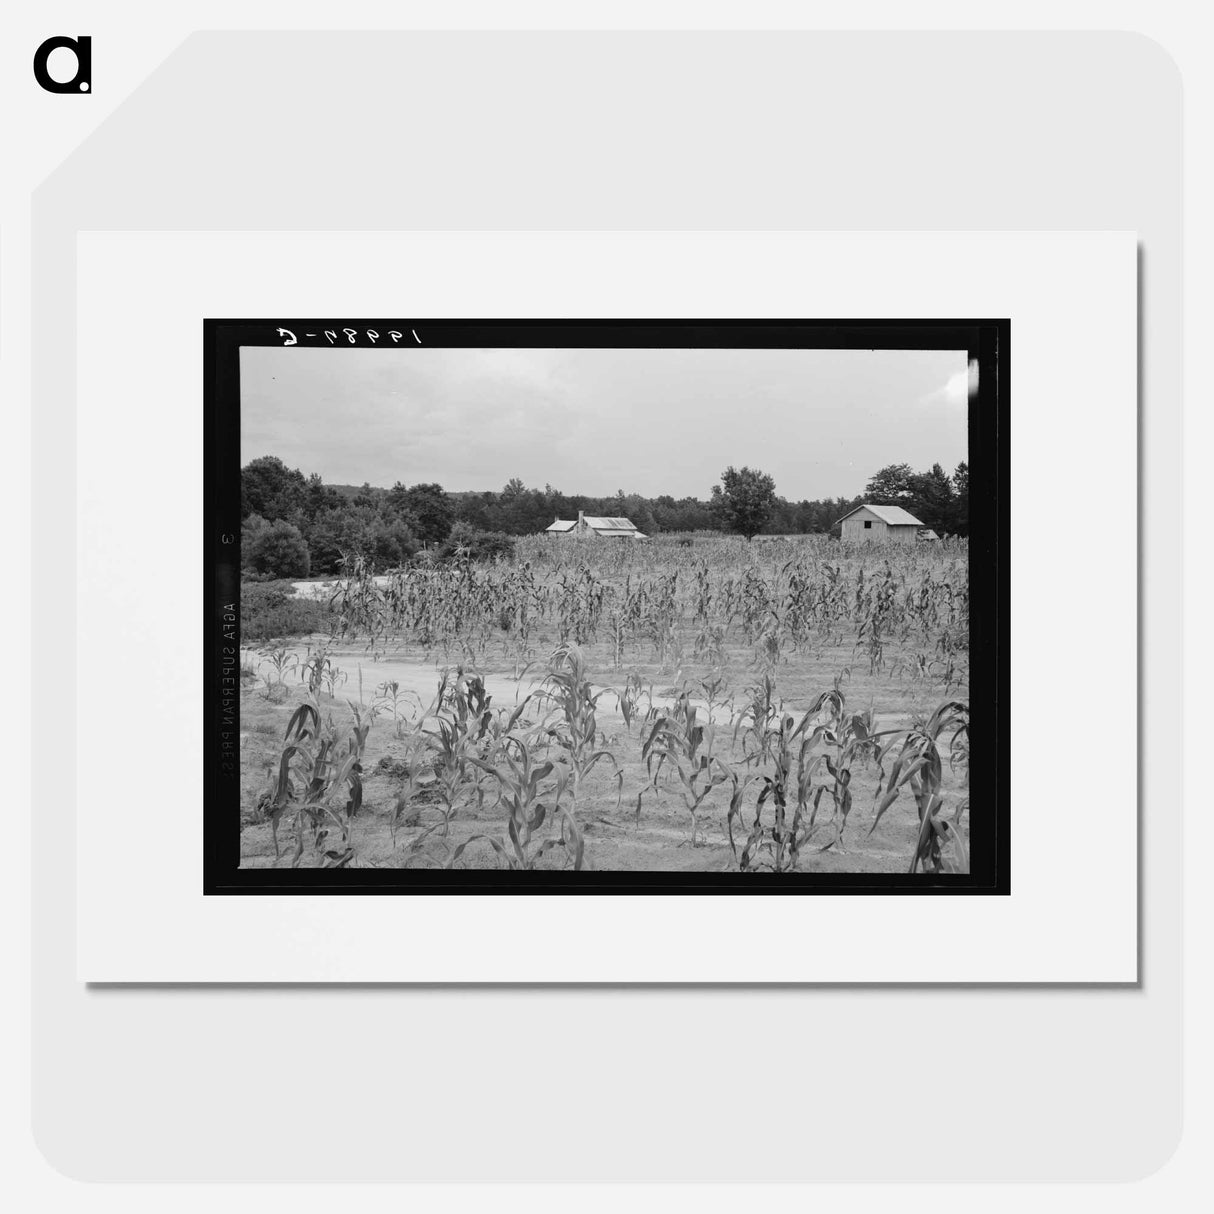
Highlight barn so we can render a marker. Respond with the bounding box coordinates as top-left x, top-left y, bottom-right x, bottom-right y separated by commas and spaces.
544, 510, 648, 540
837, 503, 929, 544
